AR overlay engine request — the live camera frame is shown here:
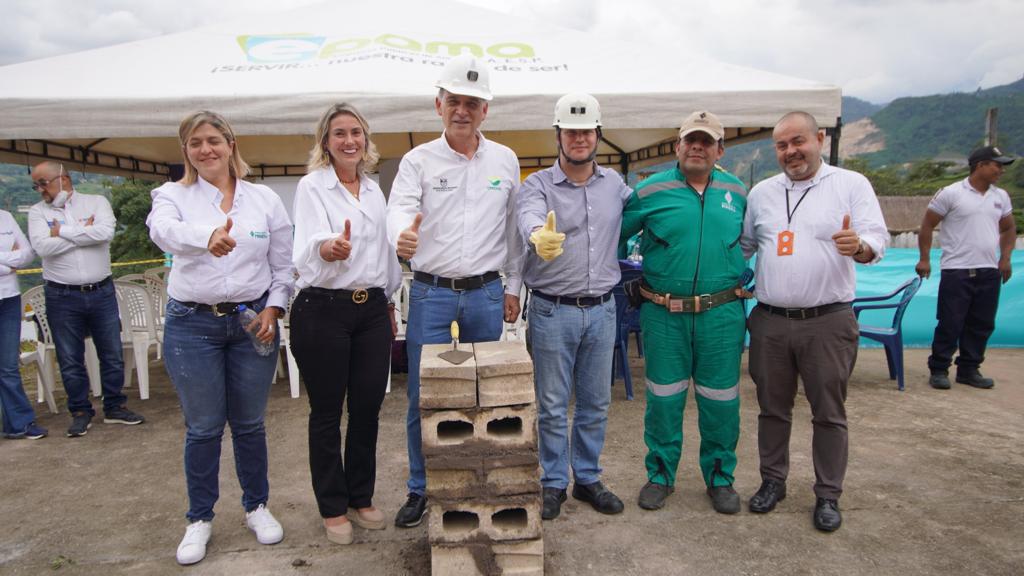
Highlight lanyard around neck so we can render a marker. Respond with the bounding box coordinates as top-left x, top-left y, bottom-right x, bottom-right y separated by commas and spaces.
785, 182, 818, 227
